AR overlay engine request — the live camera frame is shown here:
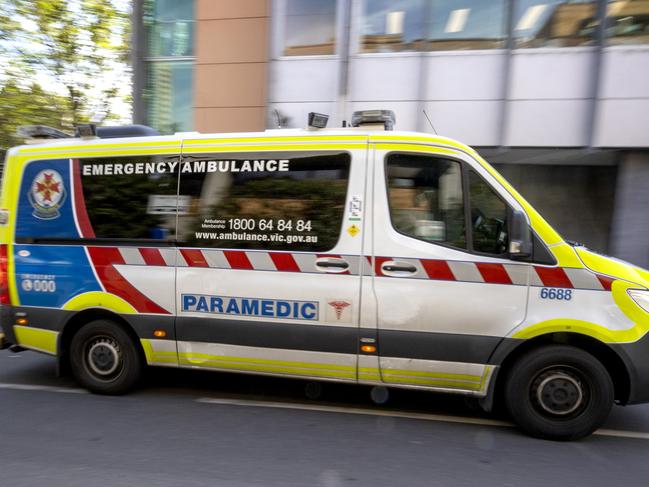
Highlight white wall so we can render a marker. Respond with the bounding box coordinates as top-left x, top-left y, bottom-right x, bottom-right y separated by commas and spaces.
504, 47, 596, 147
267, 57, 340, 128
422, 51, 506, 145
268, 46, 649, 148
593, 46, 649, 148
